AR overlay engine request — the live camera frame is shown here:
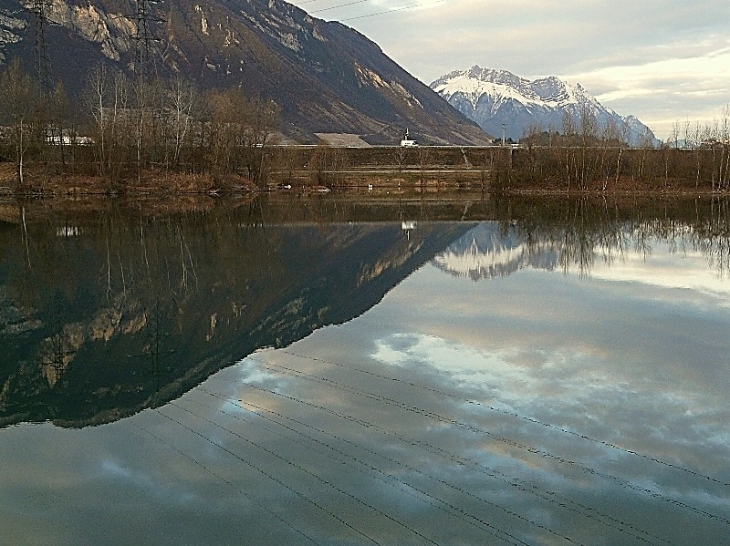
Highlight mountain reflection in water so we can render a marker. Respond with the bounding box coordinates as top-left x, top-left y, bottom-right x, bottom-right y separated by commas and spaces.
0, 197, 474, 427
1, 195, 729, 545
